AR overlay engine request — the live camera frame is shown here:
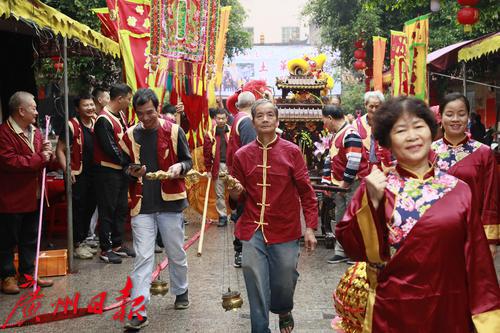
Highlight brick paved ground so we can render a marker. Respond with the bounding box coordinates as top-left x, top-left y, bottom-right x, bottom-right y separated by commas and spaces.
0, 208, 499, 333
